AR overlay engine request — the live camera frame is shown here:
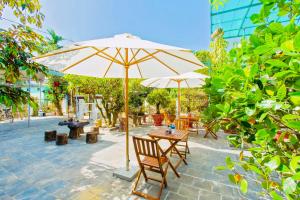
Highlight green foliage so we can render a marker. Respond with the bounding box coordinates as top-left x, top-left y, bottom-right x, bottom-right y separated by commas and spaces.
208, 0, 300, 199
0, 85, 37, 111
165, 98, 176, 115
0, 25, 47, 109
0, 0, 44, 27
129, 79, 151, 115
65, 75, 124, 127
46, 76, 68, 116
181, 88, 207, 114
147, 89, 171, 114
